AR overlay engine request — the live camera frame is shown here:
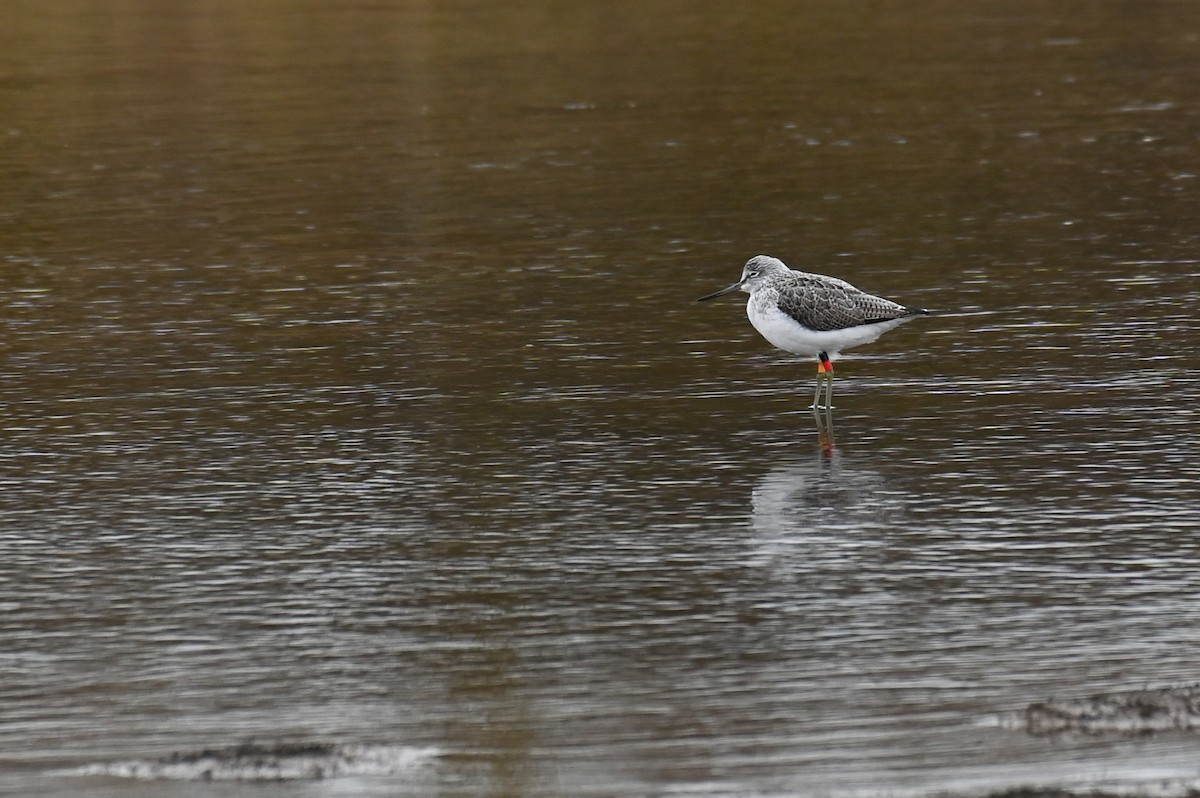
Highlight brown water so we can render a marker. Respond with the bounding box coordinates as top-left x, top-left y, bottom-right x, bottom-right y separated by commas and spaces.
3, 1, 1200, 796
